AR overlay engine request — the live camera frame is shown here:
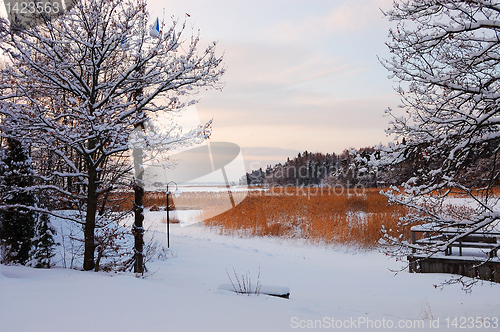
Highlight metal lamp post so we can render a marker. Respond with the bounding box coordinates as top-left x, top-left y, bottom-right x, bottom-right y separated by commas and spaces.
165, 181, 180, 248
